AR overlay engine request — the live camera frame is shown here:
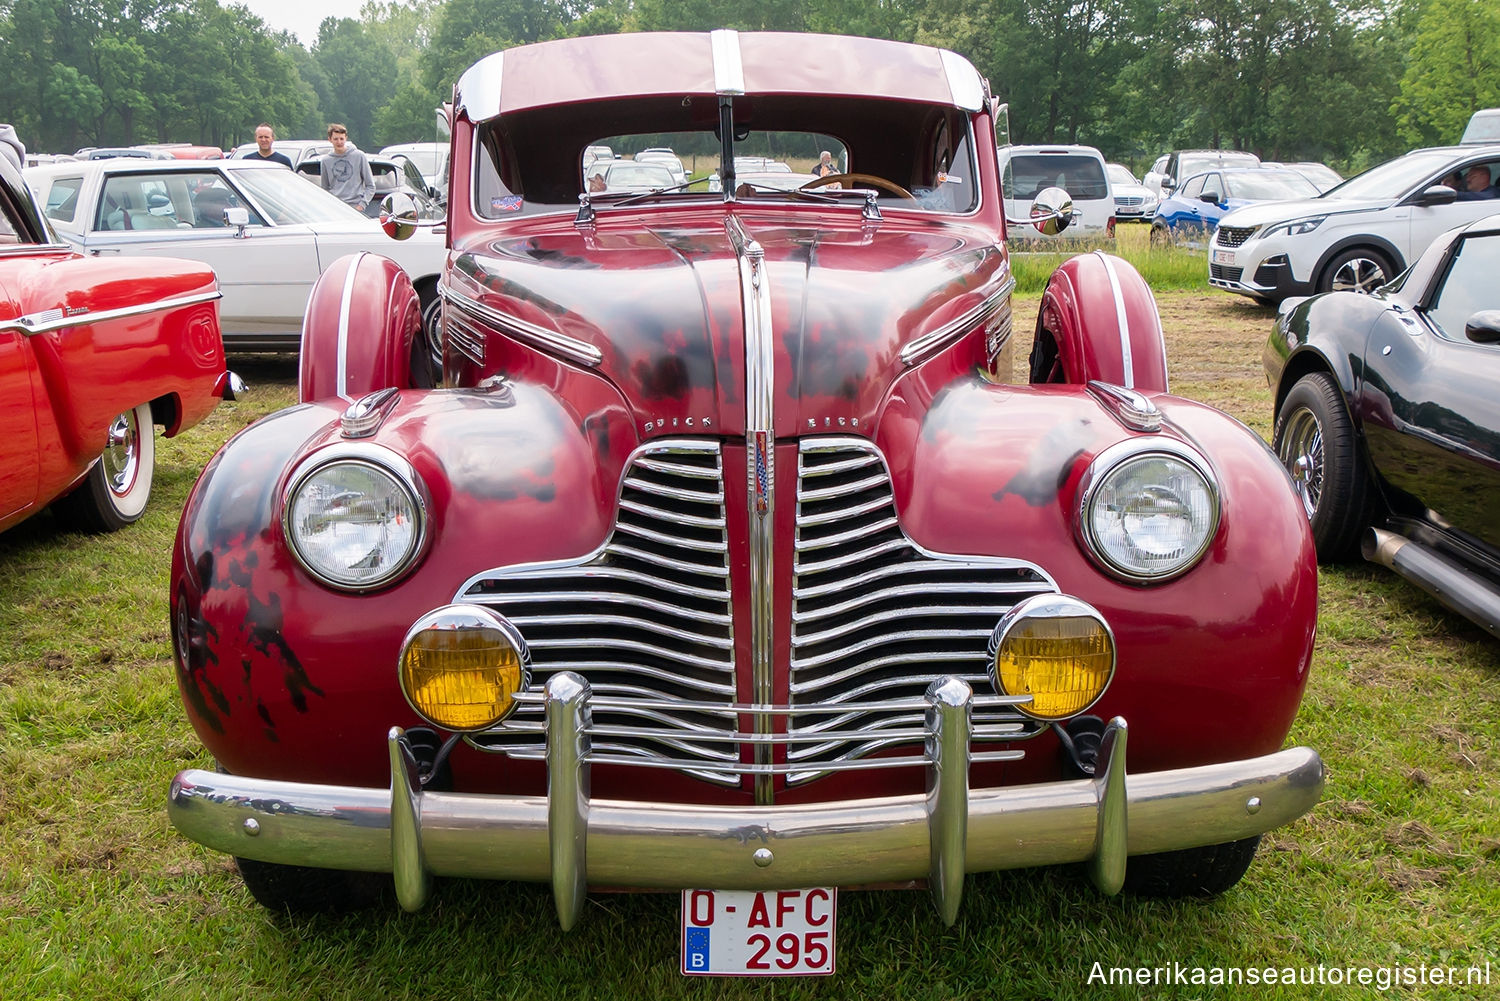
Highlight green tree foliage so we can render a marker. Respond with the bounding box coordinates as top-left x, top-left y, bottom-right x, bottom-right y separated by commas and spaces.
1393, 0, 1500, 147
0, 0, 1475, 170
